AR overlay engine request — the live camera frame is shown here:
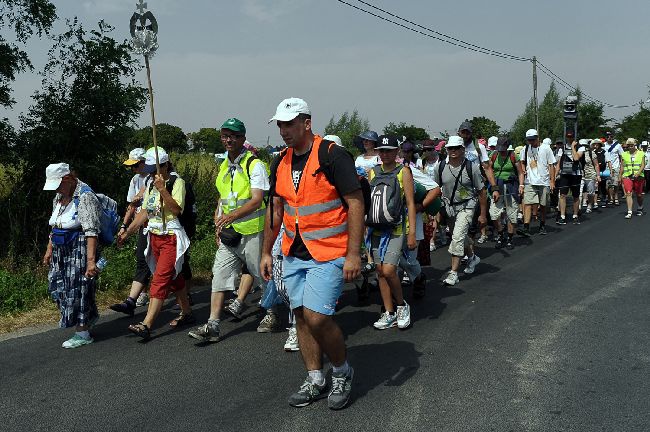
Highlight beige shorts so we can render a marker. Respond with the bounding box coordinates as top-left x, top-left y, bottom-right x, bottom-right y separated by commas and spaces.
211, 231, 263, 292
607, 167, 620, 188
489, 194, 519, 224
523, 184, 550, 206
448, 207, 475, 257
